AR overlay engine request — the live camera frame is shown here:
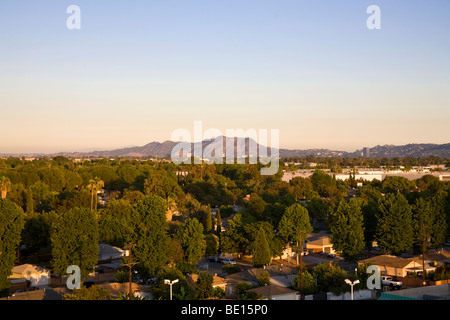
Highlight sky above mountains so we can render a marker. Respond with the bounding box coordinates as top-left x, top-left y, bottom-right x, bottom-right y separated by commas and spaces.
1, 1, 449, 153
